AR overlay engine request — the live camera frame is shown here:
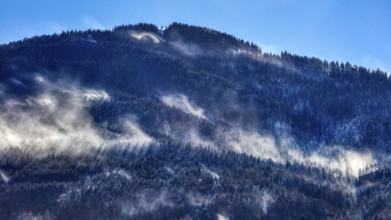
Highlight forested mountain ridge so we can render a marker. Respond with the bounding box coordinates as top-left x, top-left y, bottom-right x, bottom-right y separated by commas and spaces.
0, 23, 391, 219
